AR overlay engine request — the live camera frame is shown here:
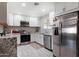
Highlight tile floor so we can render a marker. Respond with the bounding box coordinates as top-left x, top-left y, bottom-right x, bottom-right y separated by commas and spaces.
17, 43, 53, 57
